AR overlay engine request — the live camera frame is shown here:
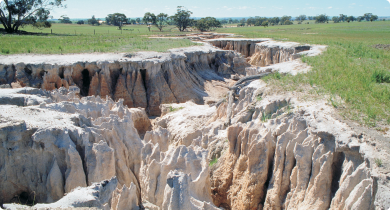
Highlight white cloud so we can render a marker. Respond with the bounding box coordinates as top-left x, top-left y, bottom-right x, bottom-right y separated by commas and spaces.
238, 6, 248, 10
222, 6, 233, 11
350, 3, 356, 5
328, 6, 333, 9
388, 0, 390, 3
